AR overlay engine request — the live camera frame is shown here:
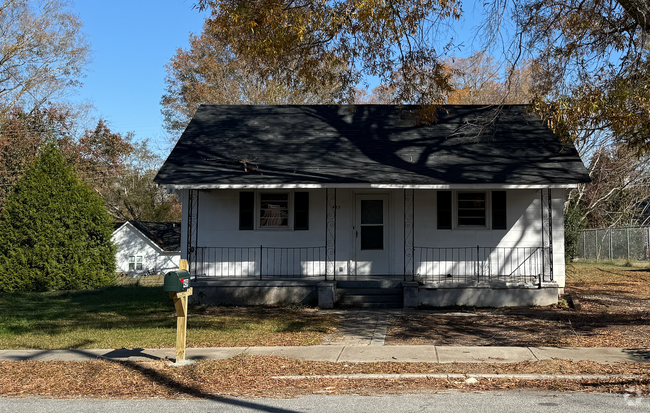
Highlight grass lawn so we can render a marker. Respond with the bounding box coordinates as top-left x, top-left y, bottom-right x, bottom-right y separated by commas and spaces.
0, 275, 338, 350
